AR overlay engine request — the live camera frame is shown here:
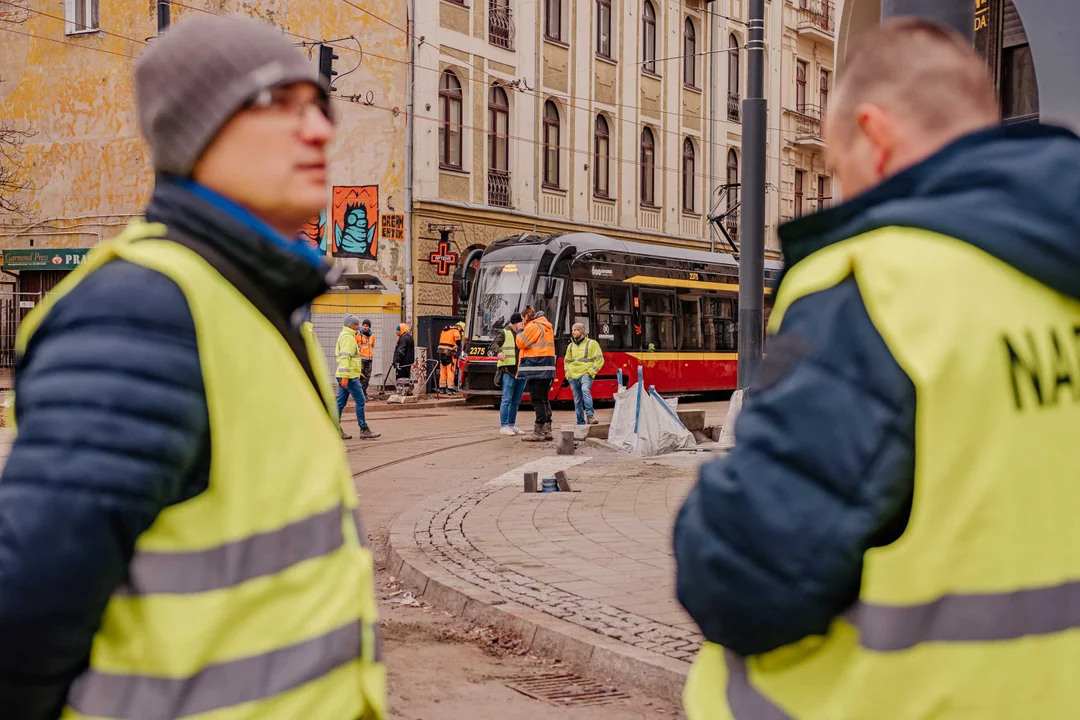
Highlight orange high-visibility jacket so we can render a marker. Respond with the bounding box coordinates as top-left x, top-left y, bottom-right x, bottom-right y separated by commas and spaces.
356, 332, 375, 360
